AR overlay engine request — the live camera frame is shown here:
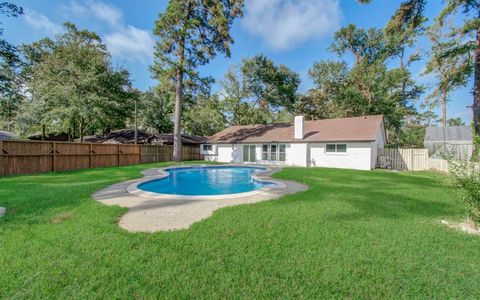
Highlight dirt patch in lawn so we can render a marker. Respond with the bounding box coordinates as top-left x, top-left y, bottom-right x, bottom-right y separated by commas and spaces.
441, 219, 480, 235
